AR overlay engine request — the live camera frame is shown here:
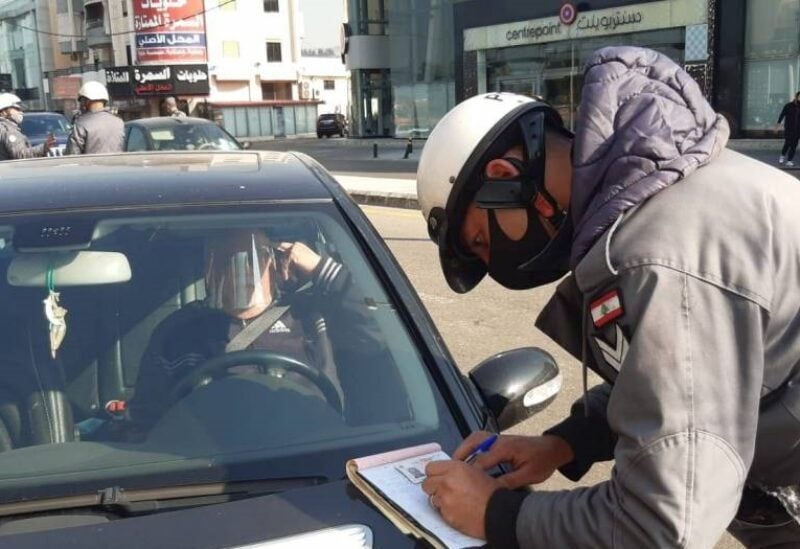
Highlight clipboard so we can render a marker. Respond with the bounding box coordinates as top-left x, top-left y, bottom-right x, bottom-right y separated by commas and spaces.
346, 442, 485, 549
